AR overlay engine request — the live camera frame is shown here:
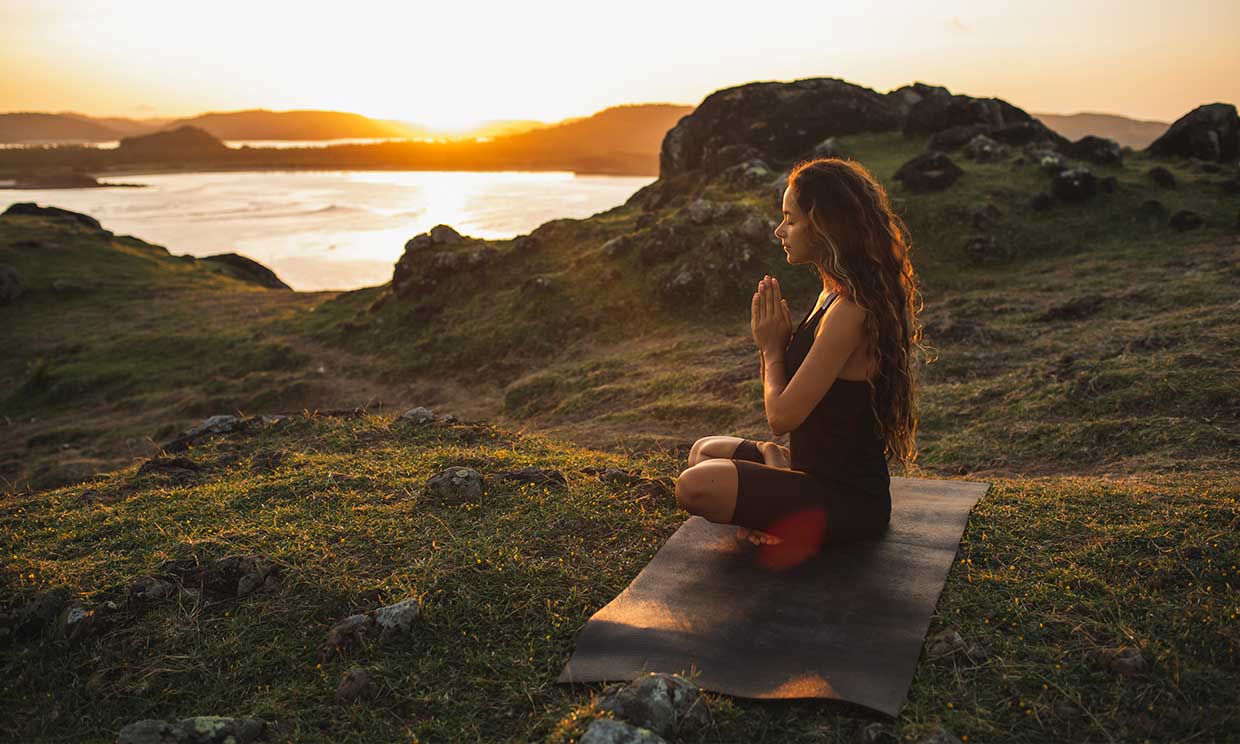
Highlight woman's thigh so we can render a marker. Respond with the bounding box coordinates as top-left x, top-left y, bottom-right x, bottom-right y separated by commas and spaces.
732, 464, 890, 544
